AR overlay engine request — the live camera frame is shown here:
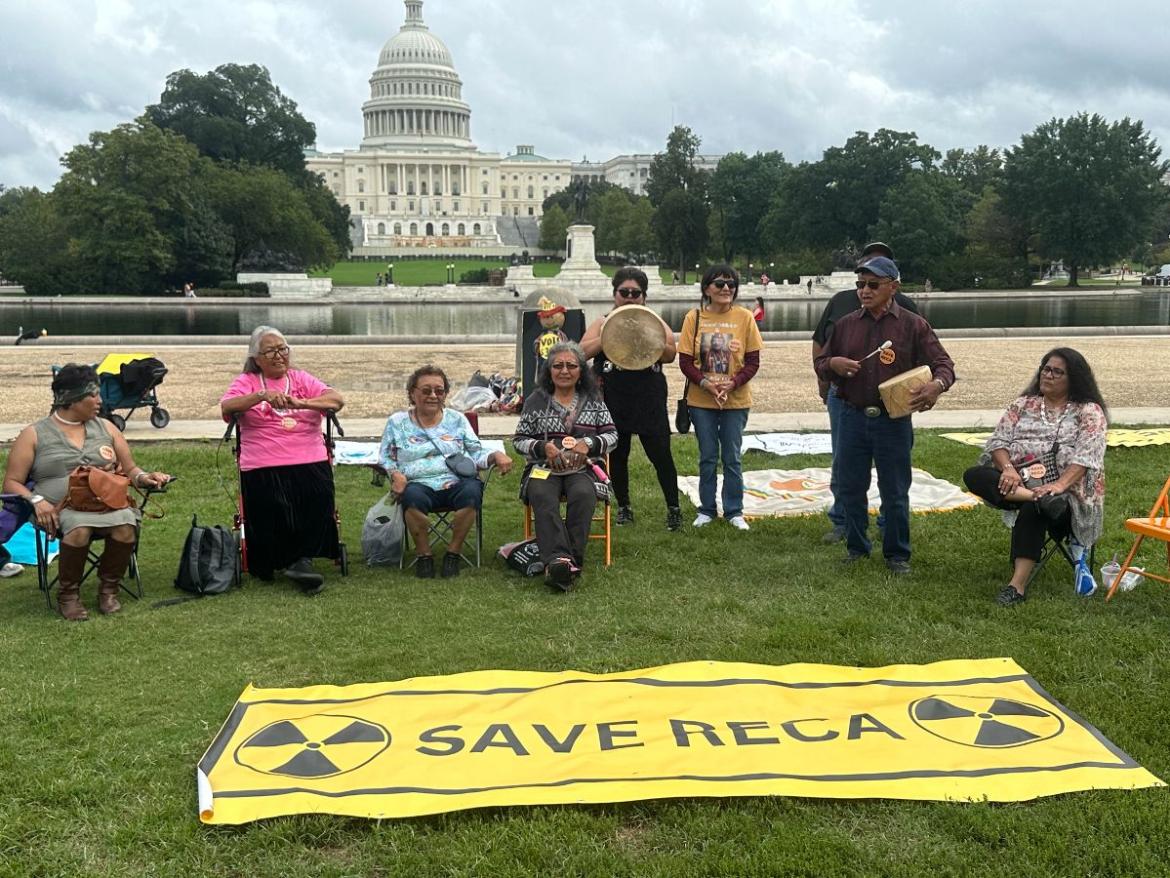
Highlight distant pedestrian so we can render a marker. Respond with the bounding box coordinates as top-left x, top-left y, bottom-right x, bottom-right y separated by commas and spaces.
752, 296, 765, 327
924, 278, 933, 293
672, 270, 680, 285
375, 272, 383, 286
183, 281, 196, 298
806, 279, 813, 295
